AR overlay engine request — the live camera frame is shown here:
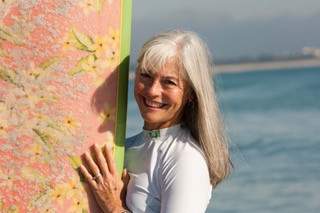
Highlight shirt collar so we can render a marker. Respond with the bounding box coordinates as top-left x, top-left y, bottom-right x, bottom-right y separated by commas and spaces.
143, 124, 182, 141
